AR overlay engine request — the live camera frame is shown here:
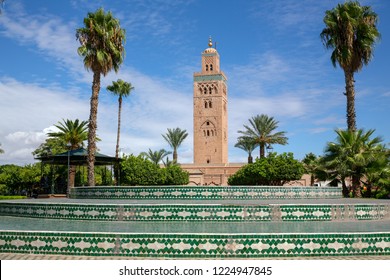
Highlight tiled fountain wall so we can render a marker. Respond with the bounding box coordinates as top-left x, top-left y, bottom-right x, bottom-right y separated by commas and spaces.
70, 186, 343, 200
